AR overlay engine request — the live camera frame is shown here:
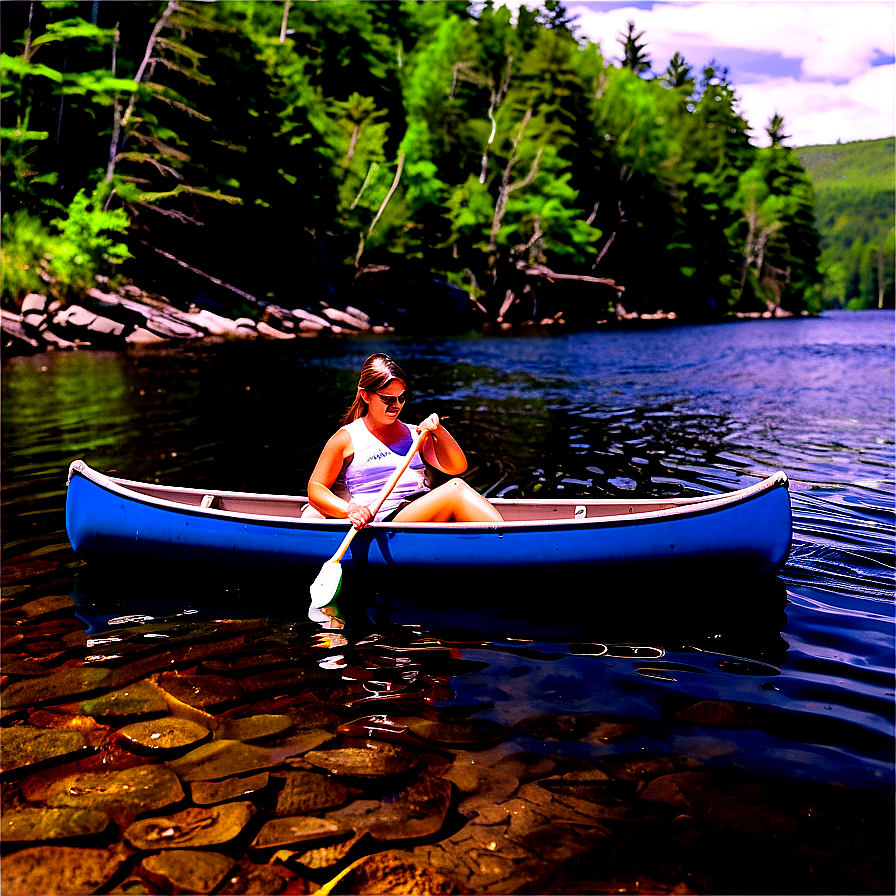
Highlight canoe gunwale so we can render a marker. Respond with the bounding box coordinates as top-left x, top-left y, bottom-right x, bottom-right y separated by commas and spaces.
66, 460, 789, 533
